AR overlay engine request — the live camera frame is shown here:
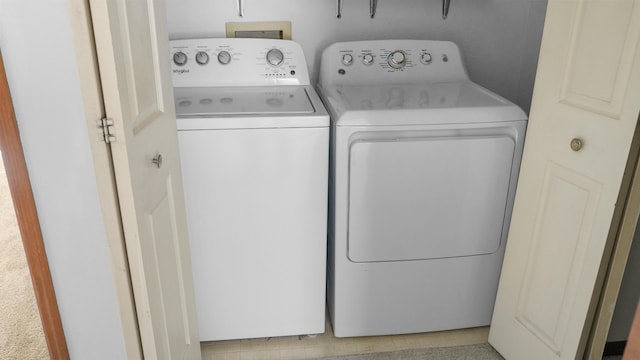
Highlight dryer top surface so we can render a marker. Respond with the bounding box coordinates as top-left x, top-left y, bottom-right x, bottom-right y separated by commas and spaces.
318, 81, 527, 126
